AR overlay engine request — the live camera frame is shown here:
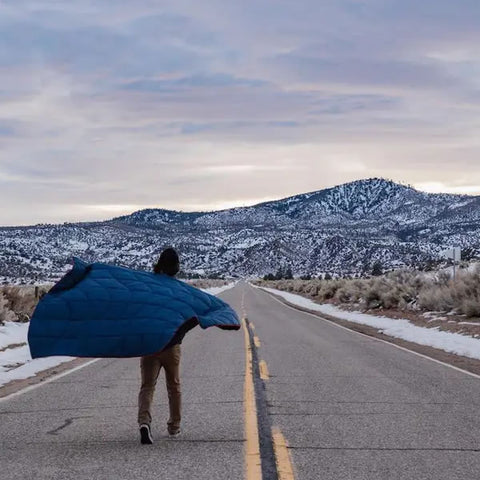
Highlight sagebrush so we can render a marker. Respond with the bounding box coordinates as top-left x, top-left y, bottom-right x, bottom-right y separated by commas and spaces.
0, 286, 50, 325
257, 266, 480, 318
